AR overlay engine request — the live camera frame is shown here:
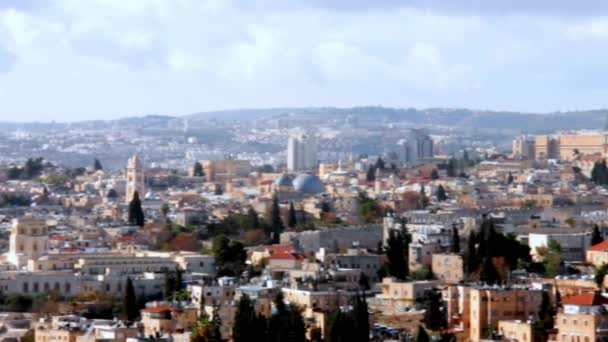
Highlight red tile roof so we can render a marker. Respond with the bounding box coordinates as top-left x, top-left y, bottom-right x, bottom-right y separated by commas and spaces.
253, 244, 295, 254
269, 252, 306, 261
588, 240, 608, 251
143, 305, 175, 313
562, 292, 608, 306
